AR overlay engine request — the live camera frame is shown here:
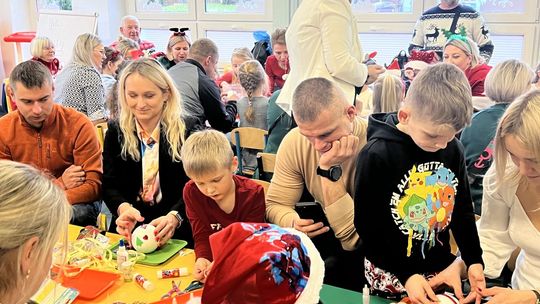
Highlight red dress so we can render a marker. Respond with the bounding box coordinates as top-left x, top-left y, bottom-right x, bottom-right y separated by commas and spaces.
465, 63, 492, 97
31, 57, 61, 77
